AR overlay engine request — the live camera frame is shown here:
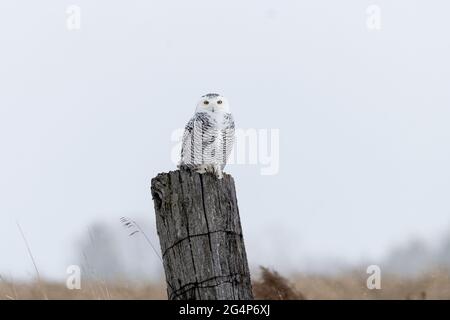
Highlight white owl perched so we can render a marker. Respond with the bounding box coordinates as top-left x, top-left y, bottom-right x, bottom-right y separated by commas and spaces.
178, 93, 235, 179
